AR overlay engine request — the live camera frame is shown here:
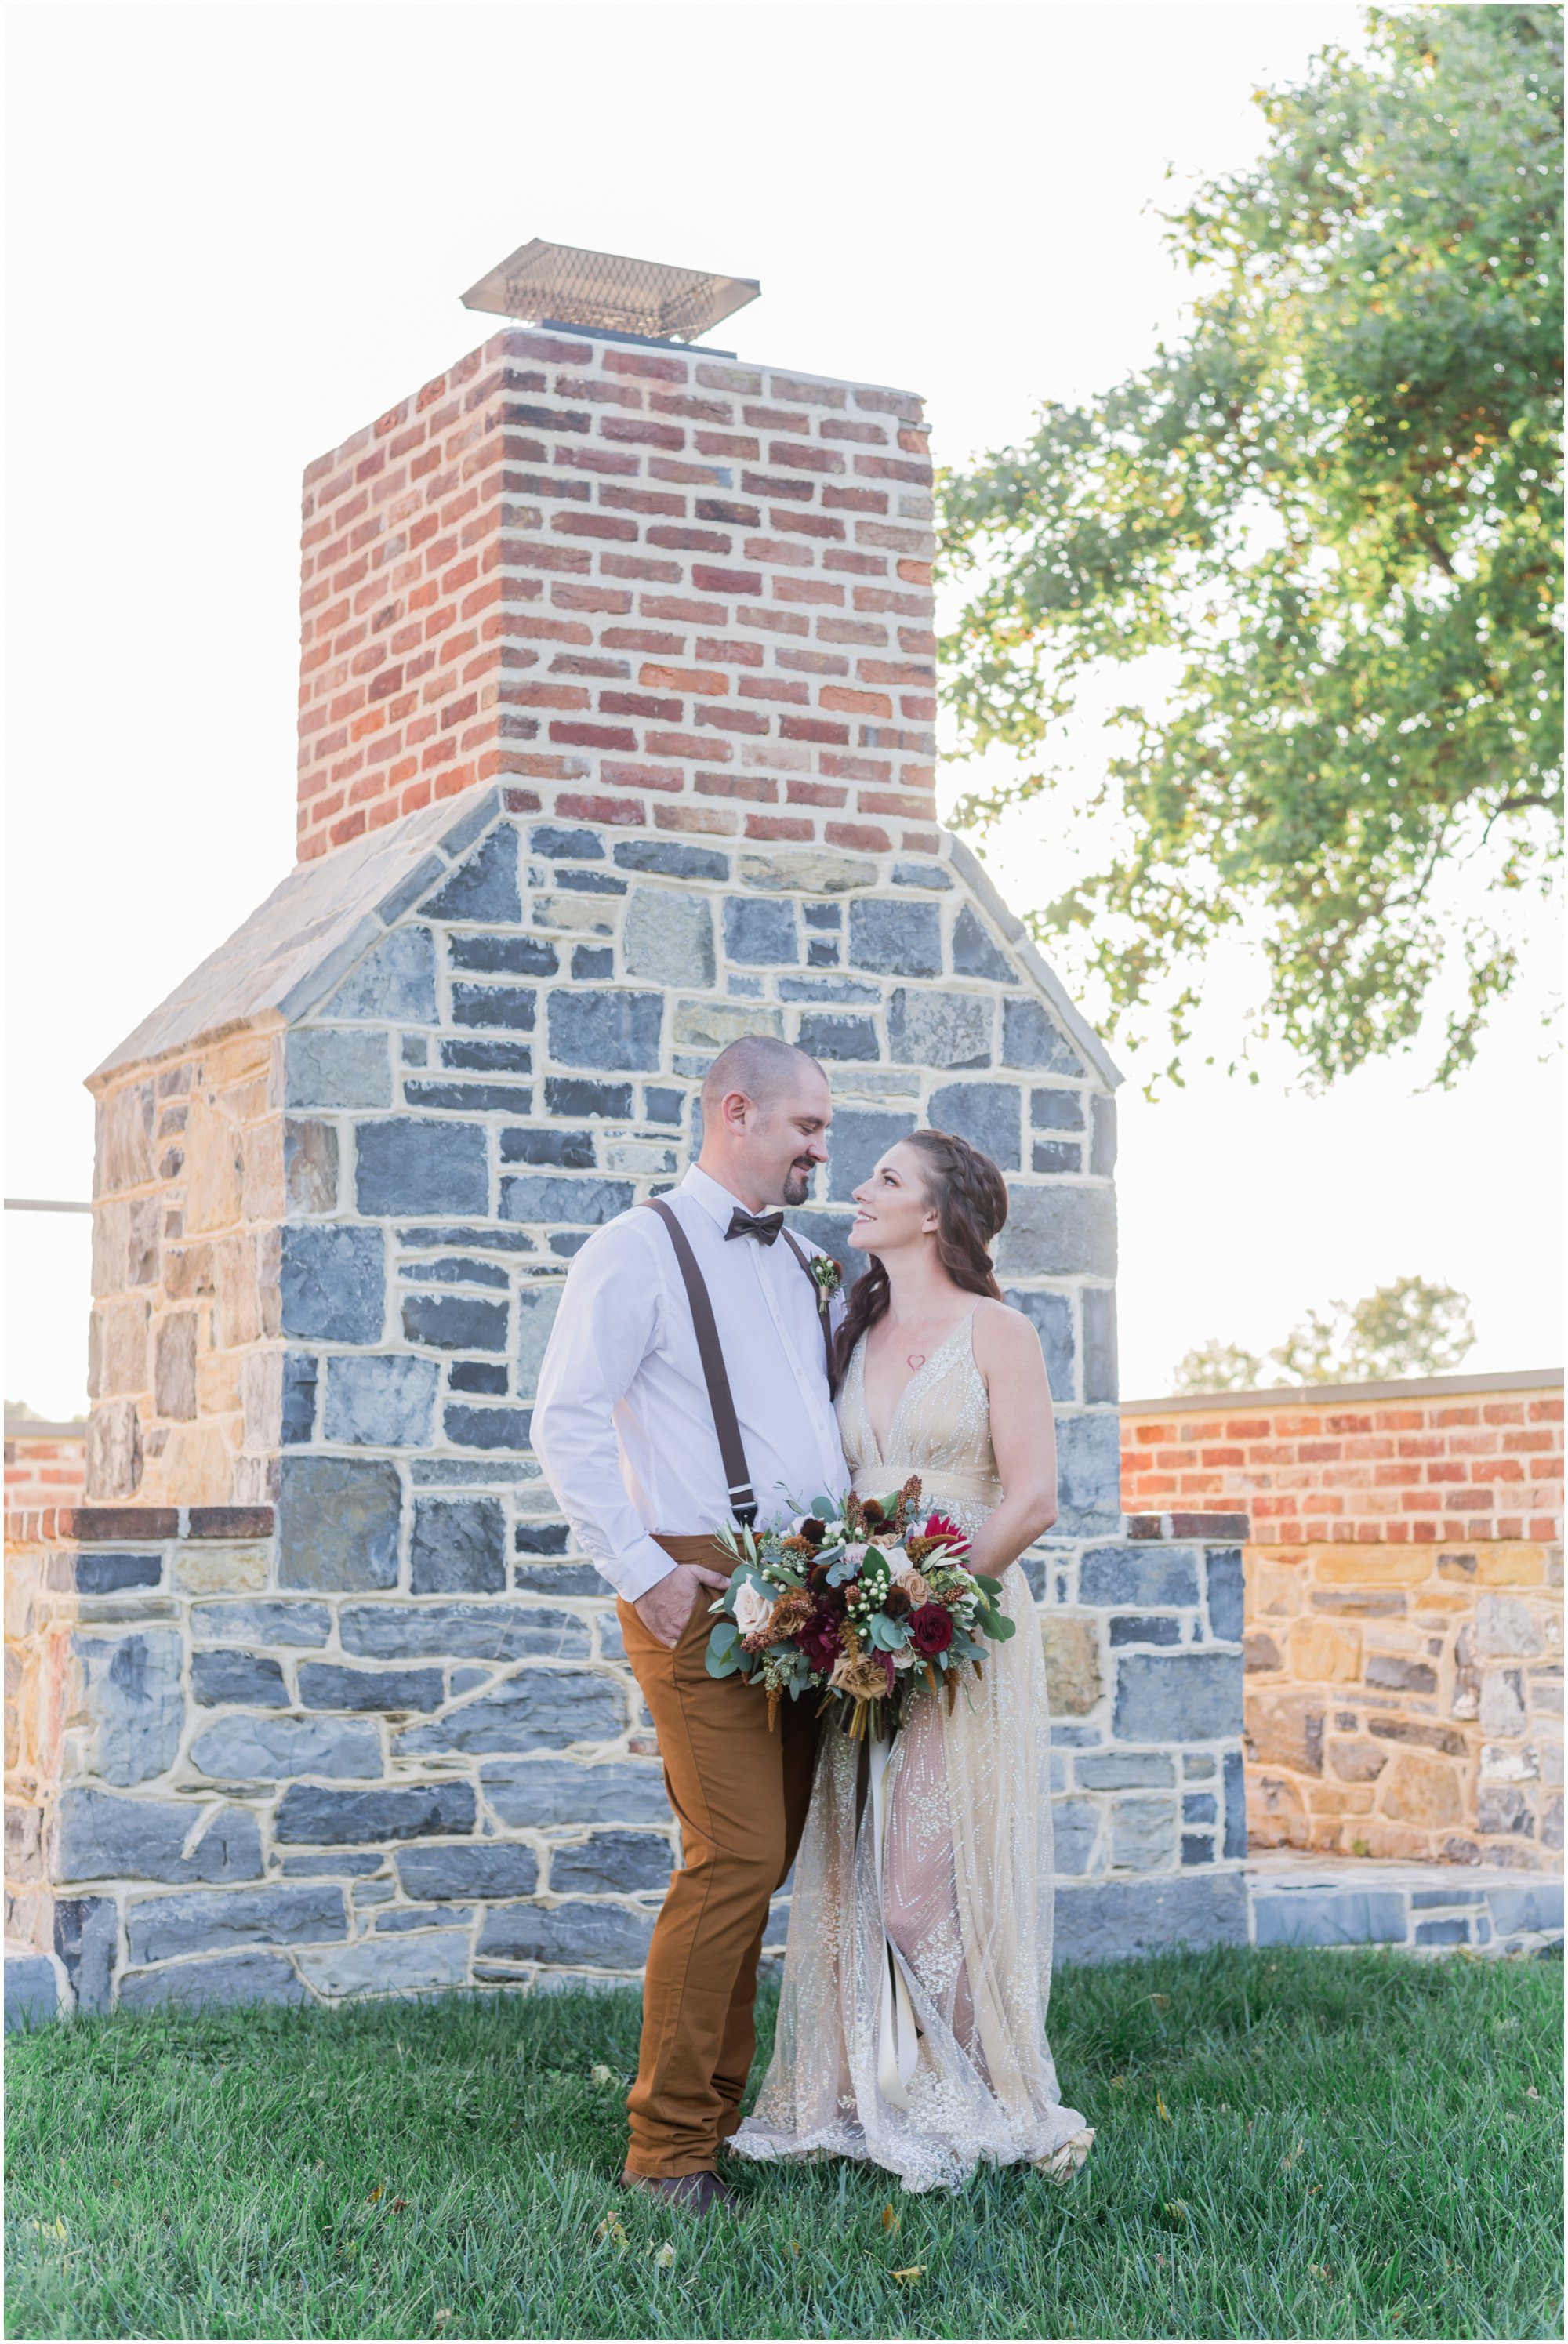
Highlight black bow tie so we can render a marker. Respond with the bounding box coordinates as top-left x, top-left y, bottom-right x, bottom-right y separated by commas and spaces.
725, 1207, 785, 1246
